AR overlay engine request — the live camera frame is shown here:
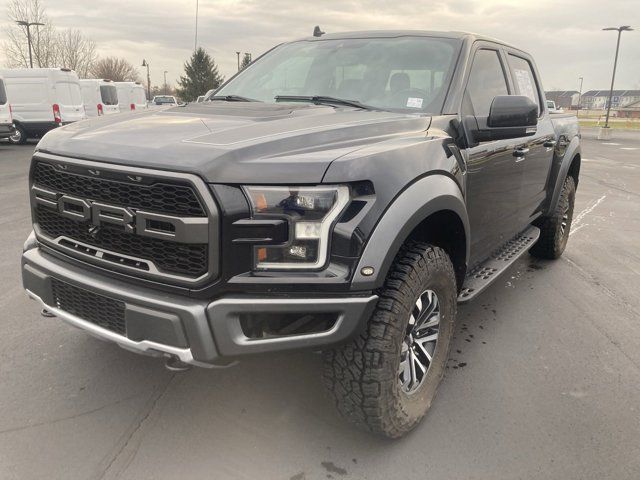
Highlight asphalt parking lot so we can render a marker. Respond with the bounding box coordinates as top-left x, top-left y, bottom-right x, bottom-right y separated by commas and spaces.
1, 128, 639, 480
